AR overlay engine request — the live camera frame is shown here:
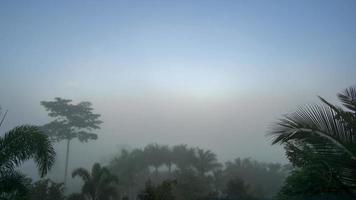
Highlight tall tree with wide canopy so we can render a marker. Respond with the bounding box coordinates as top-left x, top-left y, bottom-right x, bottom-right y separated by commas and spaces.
0, 108, 56, 198
41, 97, 102, 186
72, 163, 118, 200
270, 86, 356, 193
